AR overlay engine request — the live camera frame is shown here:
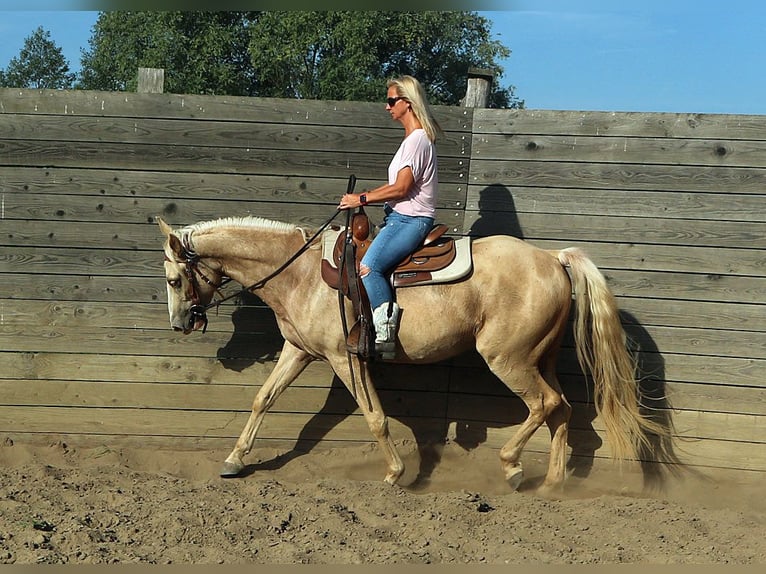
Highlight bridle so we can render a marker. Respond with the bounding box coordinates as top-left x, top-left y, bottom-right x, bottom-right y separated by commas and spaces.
165, 208, 345, 334
164, 232, 231, 334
